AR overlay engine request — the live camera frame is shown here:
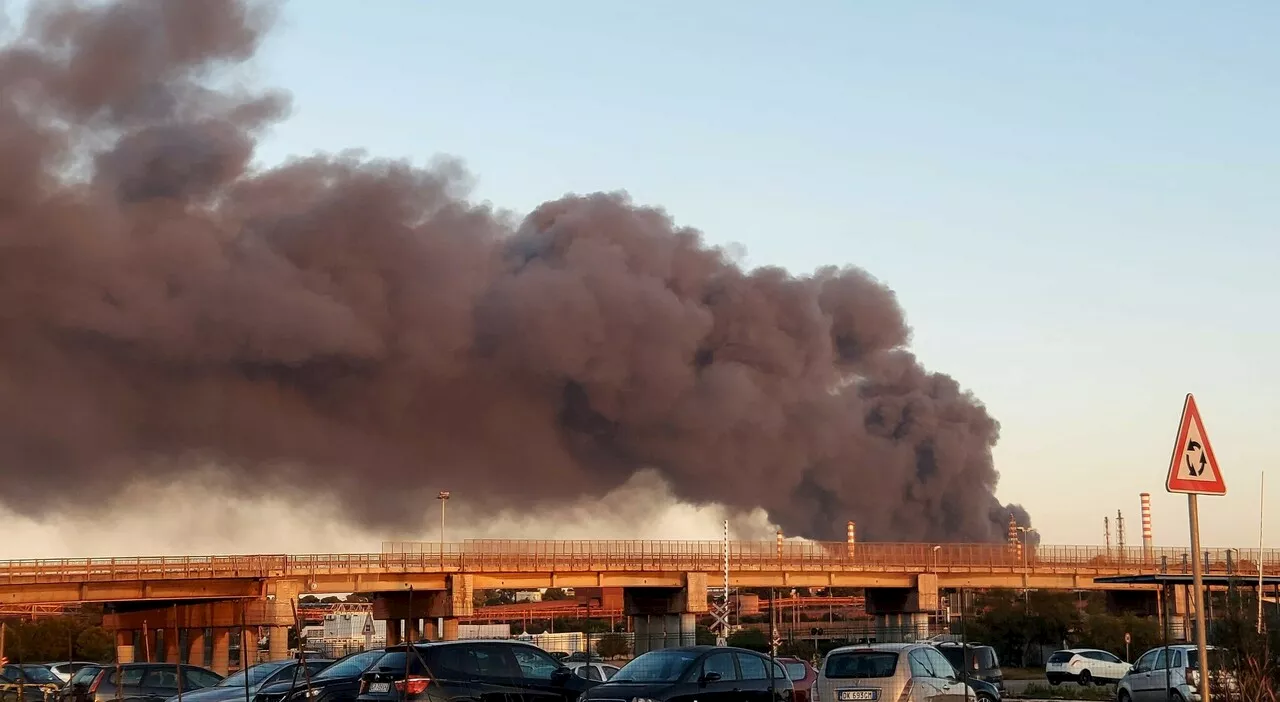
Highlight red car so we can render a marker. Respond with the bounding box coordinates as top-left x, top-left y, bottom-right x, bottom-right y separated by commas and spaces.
776, 657, 817, 702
